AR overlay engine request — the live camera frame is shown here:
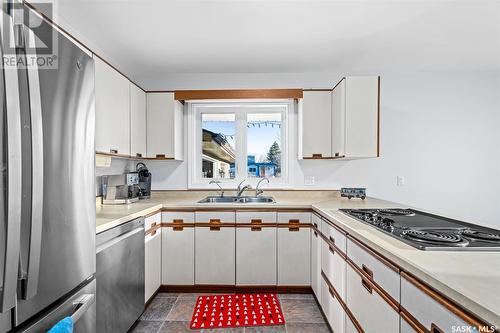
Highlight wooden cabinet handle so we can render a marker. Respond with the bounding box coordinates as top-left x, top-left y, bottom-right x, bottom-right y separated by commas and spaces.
172, 219, 184, 231
361, 277, 373, 294
136, 153, 142, 158
109, 149, 118, 154
150, 222, 157, 236
329, 236, 335, 244
431, 324, 444, 333
362, 264, 373, 278
250, 219, 262, 231
329, 246, 335, 255
328, 287, 335, 298
288, 219, 300, 231
156, 154, 166, 158
314, 231, 318, 237
313, 222, 318, 228
209, 218, 221, 231
312, 153, 323, 158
